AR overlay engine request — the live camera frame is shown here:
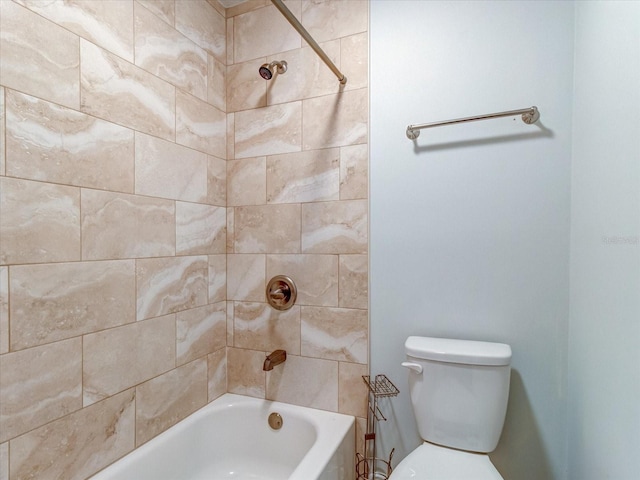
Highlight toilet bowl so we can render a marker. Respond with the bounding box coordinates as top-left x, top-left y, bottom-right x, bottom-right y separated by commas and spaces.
389, 336, 512, 480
